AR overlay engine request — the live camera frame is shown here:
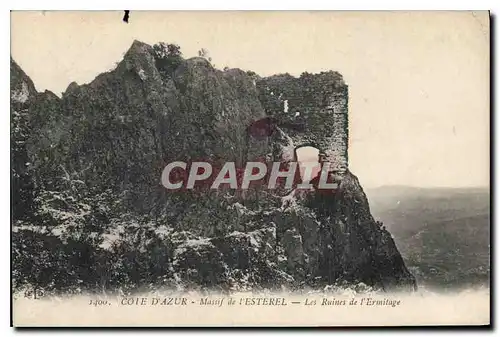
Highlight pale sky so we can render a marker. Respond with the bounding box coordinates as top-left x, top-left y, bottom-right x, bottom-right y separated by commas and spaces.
11, 11, 490, 188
